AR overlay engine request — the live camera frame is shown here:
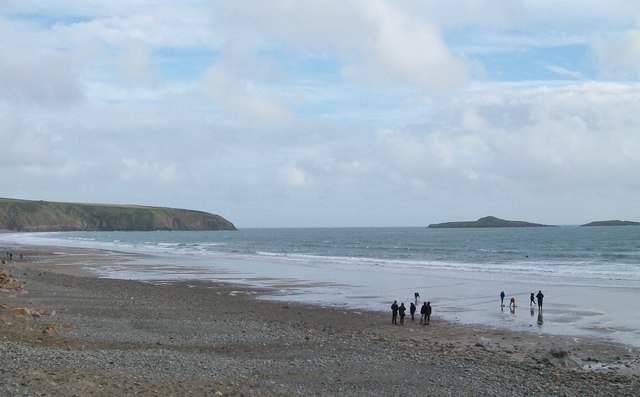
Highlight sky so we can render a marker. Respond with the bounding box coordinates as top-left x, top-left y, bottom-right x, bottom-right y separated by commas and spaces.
1, 1, 640, 228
